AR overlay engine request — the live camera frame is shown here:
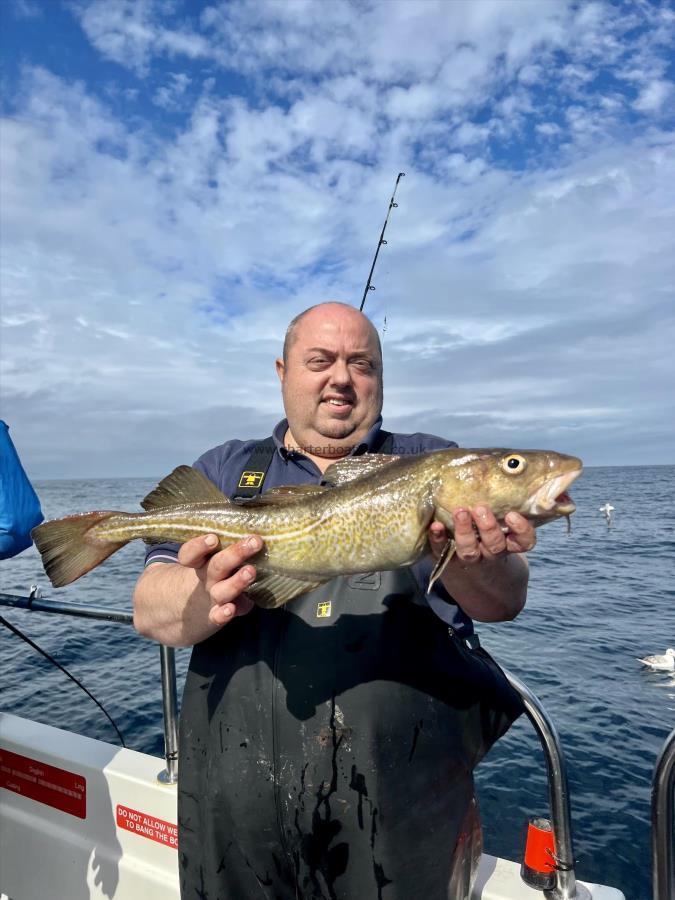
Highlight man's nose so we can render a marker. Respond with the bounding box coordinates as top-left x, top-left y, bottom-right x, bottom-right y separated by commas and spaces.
329, 359, 352, 385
